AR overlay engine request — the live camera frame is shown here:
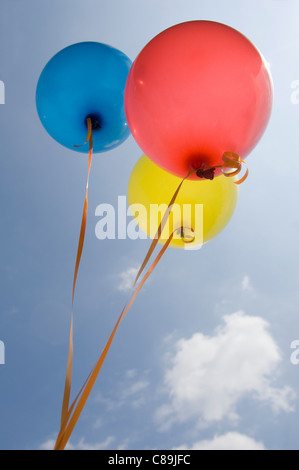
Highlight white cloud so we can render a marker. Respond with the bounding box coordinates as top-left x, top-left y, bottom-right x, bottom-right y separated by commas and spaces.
95, 375, 150, 411
121, 380, 149, 409
72, 436, 115, 450
40, 436, 115, 451
121, 380, 149, 399
125, 369, 137, 379
117, 266, 139, 293
40, 439, 56, 450
40, 438, 74, 450
156, 311, 295, 430
174, 432, 265, 451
